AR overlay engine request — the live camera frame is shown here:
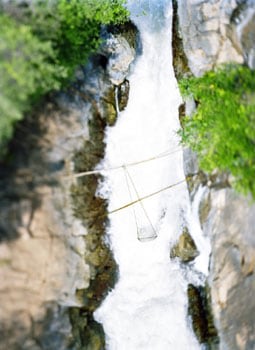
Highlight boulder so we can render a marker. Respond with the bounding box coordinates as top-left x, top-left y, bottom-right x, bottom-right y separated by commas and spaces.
101, 32, 136, 85
170, 227, 199, 262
